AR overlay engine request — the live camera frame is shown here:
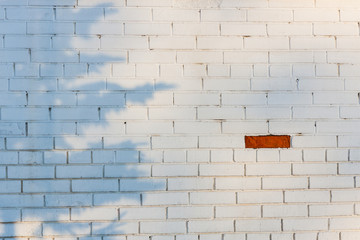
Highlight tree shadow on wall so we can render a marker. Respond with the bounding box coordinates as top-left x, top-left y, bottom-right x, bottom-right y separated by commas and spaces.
0, 2, 174, 238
